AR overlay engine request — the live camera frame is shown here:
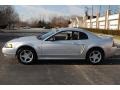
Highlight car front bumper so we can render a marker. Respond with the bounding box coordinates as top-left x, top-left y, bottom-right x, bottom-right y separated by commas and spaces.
2, 47, 16, 59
